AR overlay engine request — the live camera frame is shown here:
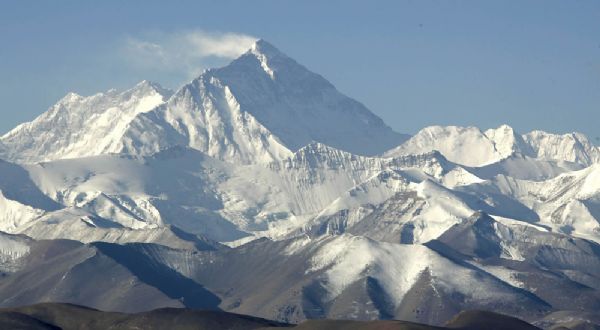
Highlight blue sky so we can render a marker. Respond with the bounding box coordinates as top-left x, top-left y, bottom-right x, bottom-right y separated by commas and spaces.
1, 0, 599, 142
